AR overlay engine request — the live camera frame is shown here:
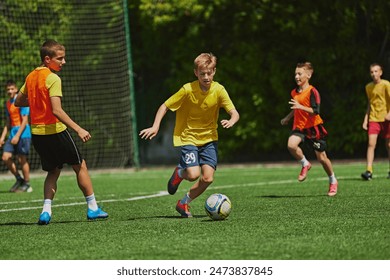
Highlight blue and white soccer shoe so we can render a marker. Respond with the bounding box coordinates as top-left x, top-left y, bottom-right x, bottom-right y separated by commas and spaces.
37, 212, 51, 225
87, 207, 108, 221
